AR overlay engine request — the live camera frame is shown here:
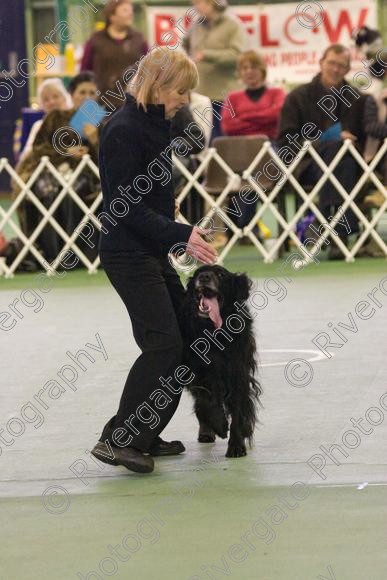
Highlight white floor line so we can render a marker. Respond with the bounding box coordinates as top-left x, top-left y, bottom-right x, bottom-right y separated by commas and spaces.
260, 348, 330, 368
